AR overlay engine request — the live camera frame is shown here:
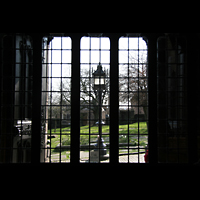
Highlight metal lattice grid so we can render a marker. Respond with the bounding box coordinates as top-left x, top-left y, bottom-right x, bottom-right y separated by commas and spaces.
41, 36, 72, 163
118, 37, 148, 163
1, 33, 199, 166
80, 37, 110, 163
